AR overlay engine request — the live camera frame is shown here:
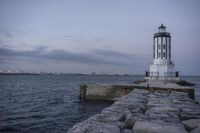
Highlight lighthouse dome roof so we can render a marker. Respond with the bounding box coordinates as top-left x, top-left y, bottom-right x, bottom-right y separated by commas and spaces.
159, 24, 166, 29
